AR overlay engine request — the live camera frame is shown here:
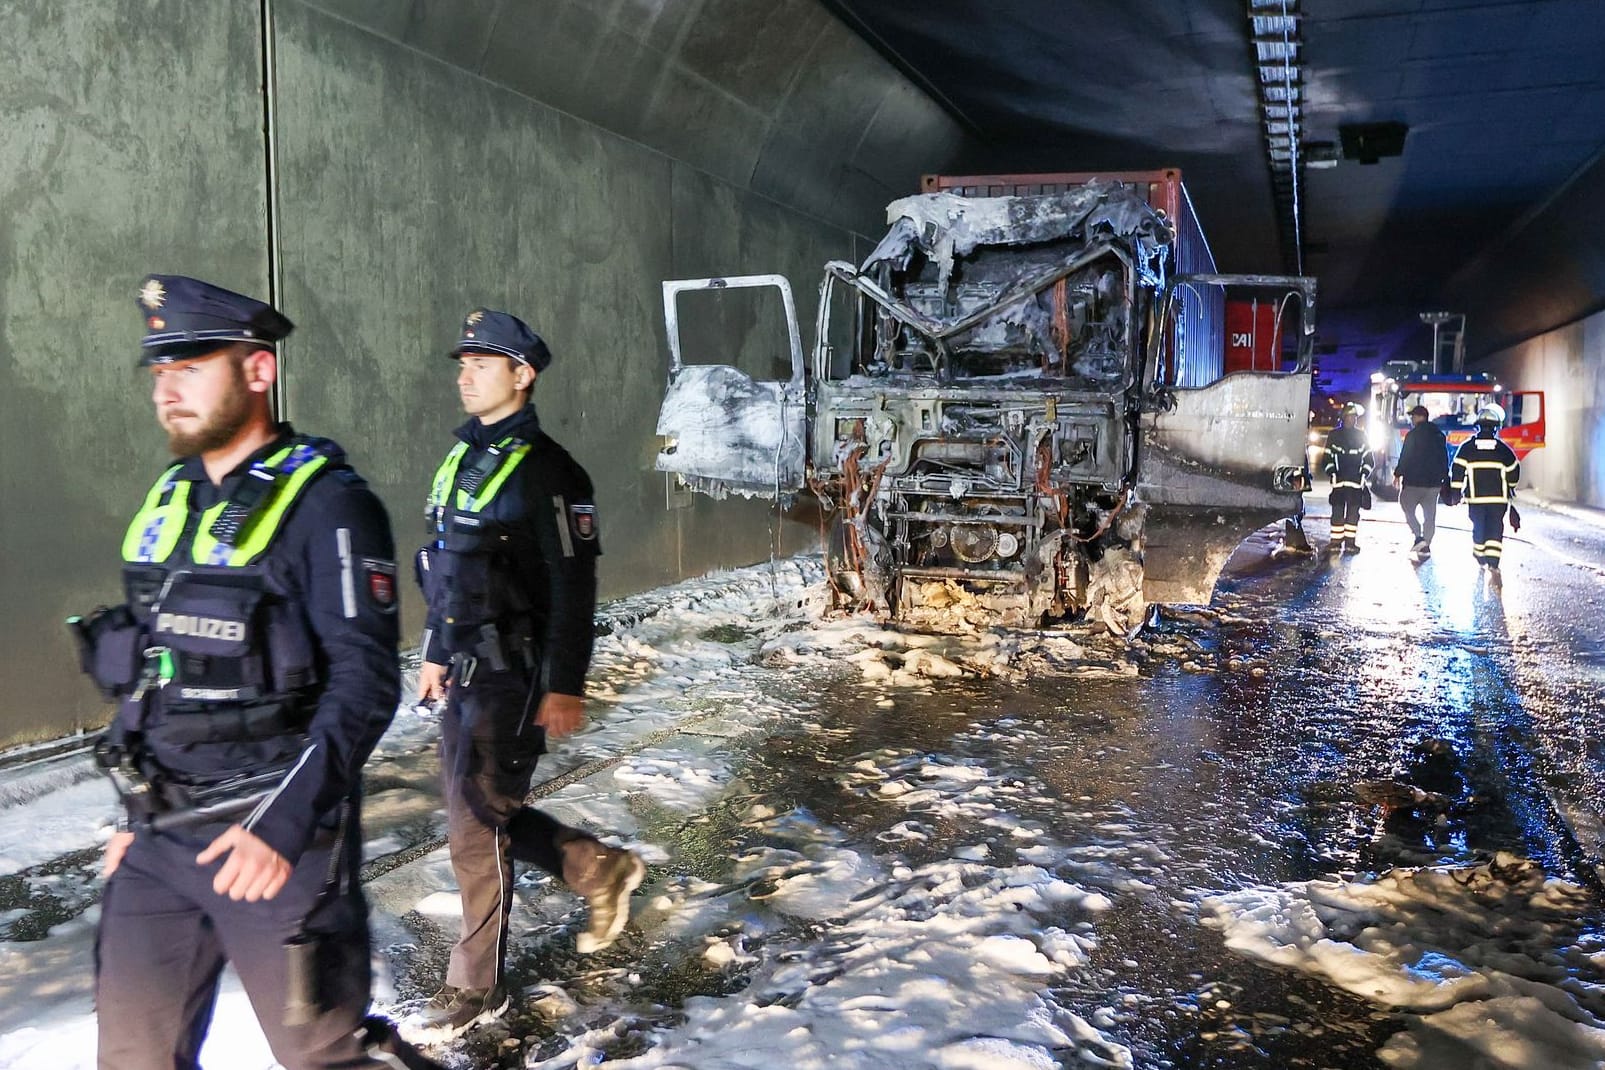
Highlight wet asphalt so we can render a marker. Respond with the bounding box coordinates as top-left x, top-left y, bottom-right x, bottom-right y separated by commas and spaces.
5, 492, 1605, 1069
364, 492, 1605, 1068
